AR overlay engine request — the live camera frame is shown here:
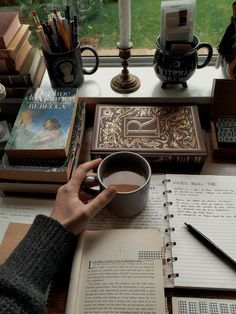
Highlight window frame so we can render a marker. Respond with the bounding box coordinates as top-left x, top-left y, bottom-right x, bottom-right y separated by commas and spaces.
83, 54, 217, 68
